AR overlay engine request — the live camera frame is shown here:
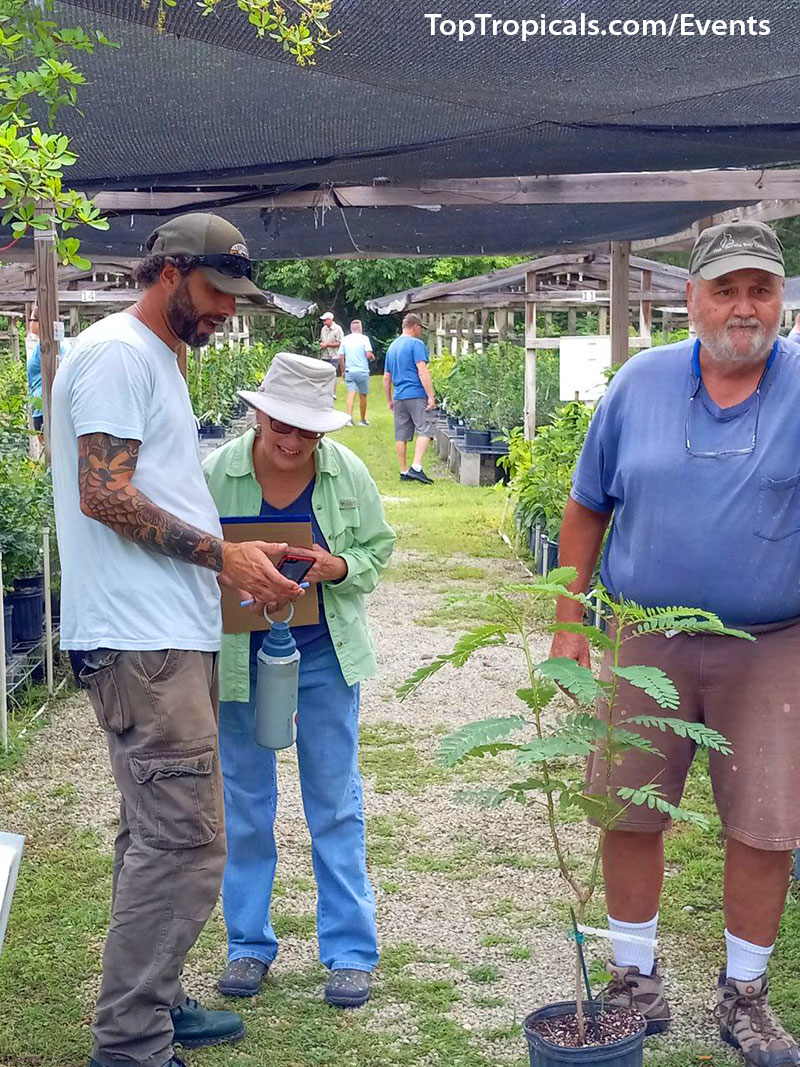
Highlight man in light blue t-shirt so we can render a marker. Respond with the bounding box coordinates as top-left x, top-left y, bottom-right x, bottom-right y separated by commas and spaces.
338, 319, 374, 426
383, 313, 436, 484
552, 219, 800, 1065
